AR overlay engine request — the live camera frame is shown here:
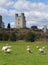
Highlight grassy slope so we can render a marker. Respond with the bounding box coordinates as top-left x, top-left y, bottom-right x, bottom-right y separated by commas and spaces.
0, 41, 48, 65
